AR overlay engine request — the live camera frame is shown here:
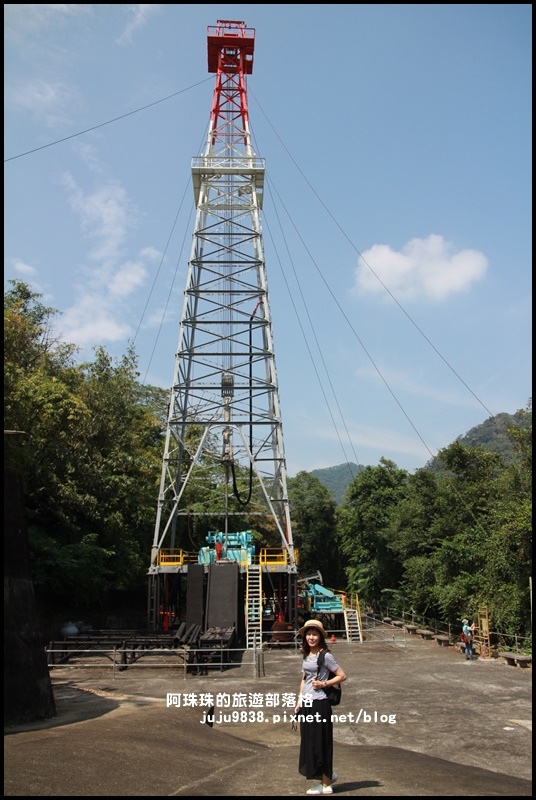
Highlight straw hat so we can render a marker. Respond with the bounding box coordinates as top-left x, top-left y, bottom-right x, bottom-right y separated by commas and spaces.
297, 619, 328, 638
